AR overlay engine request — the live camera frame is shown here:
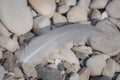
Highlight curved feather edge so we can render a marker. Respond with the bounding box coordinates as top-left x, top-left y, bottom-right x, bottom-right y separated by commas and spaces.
19, 23, 101, 65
